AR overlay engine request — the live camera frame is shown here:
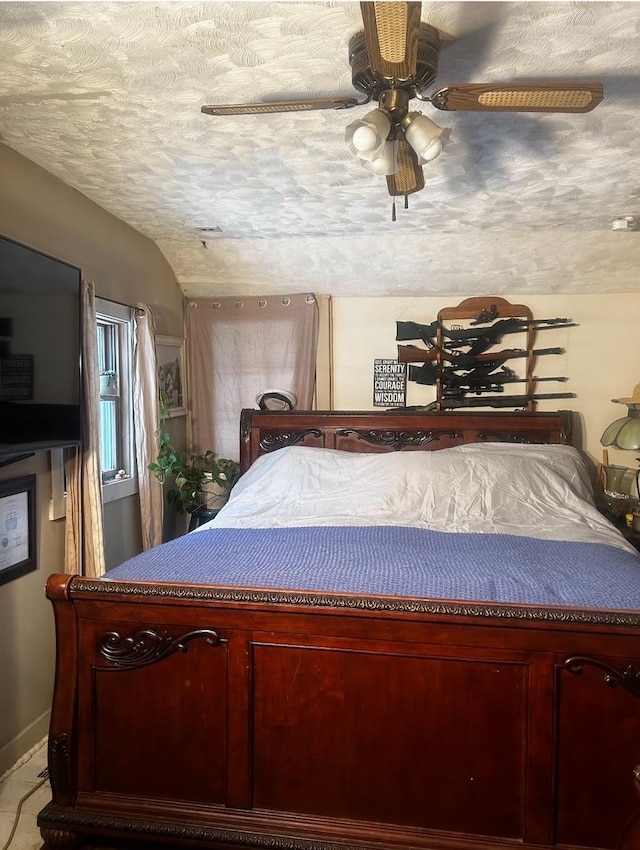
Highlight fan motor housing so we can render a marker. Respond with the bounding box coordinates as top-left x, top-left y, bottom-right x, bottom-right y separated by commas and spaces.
349, 23, 441, 99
